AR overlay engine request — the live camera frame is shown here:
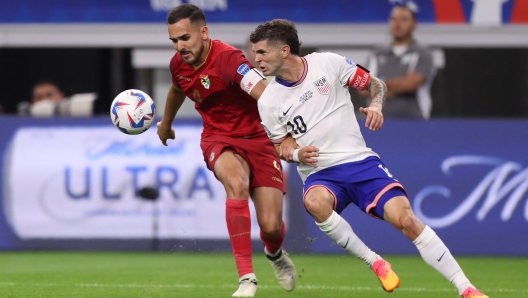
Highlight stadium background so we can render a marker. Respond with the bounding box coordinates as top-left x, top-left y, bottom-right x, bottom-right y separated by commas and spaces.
0, 0, 527, 267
